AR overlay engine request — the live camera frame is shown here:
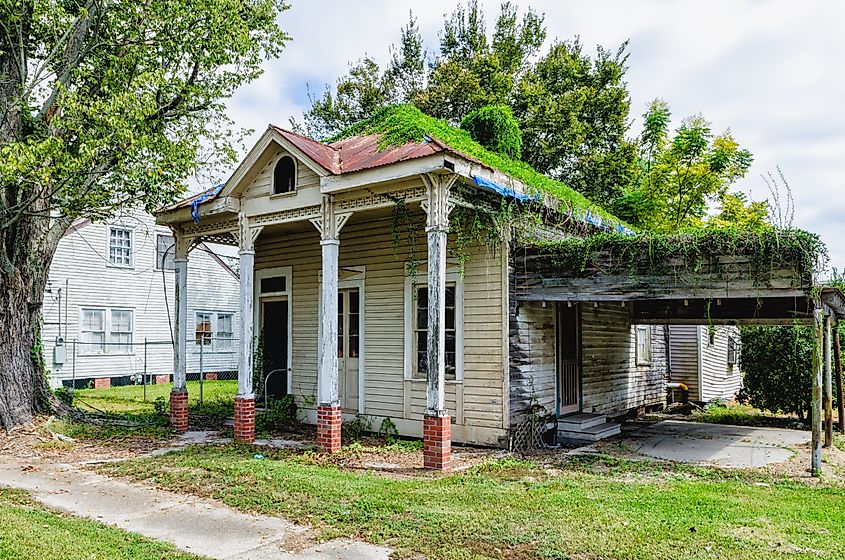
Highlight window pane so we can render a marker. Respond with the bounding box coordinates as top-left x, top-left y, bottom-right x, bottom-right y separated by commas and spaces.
260, 276, 286, 294
195, 313, 212, 345
349, 335, 359, 357
445, 286, 455, 307
416, 331, 427, 374
109, 228, 132, 266
416, 307, 427, 330
349, 290, 359, 314
445, 307, 455, 330
416, 287, 428, 307
111, 310, 132, 332
83, 309, 104, 331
